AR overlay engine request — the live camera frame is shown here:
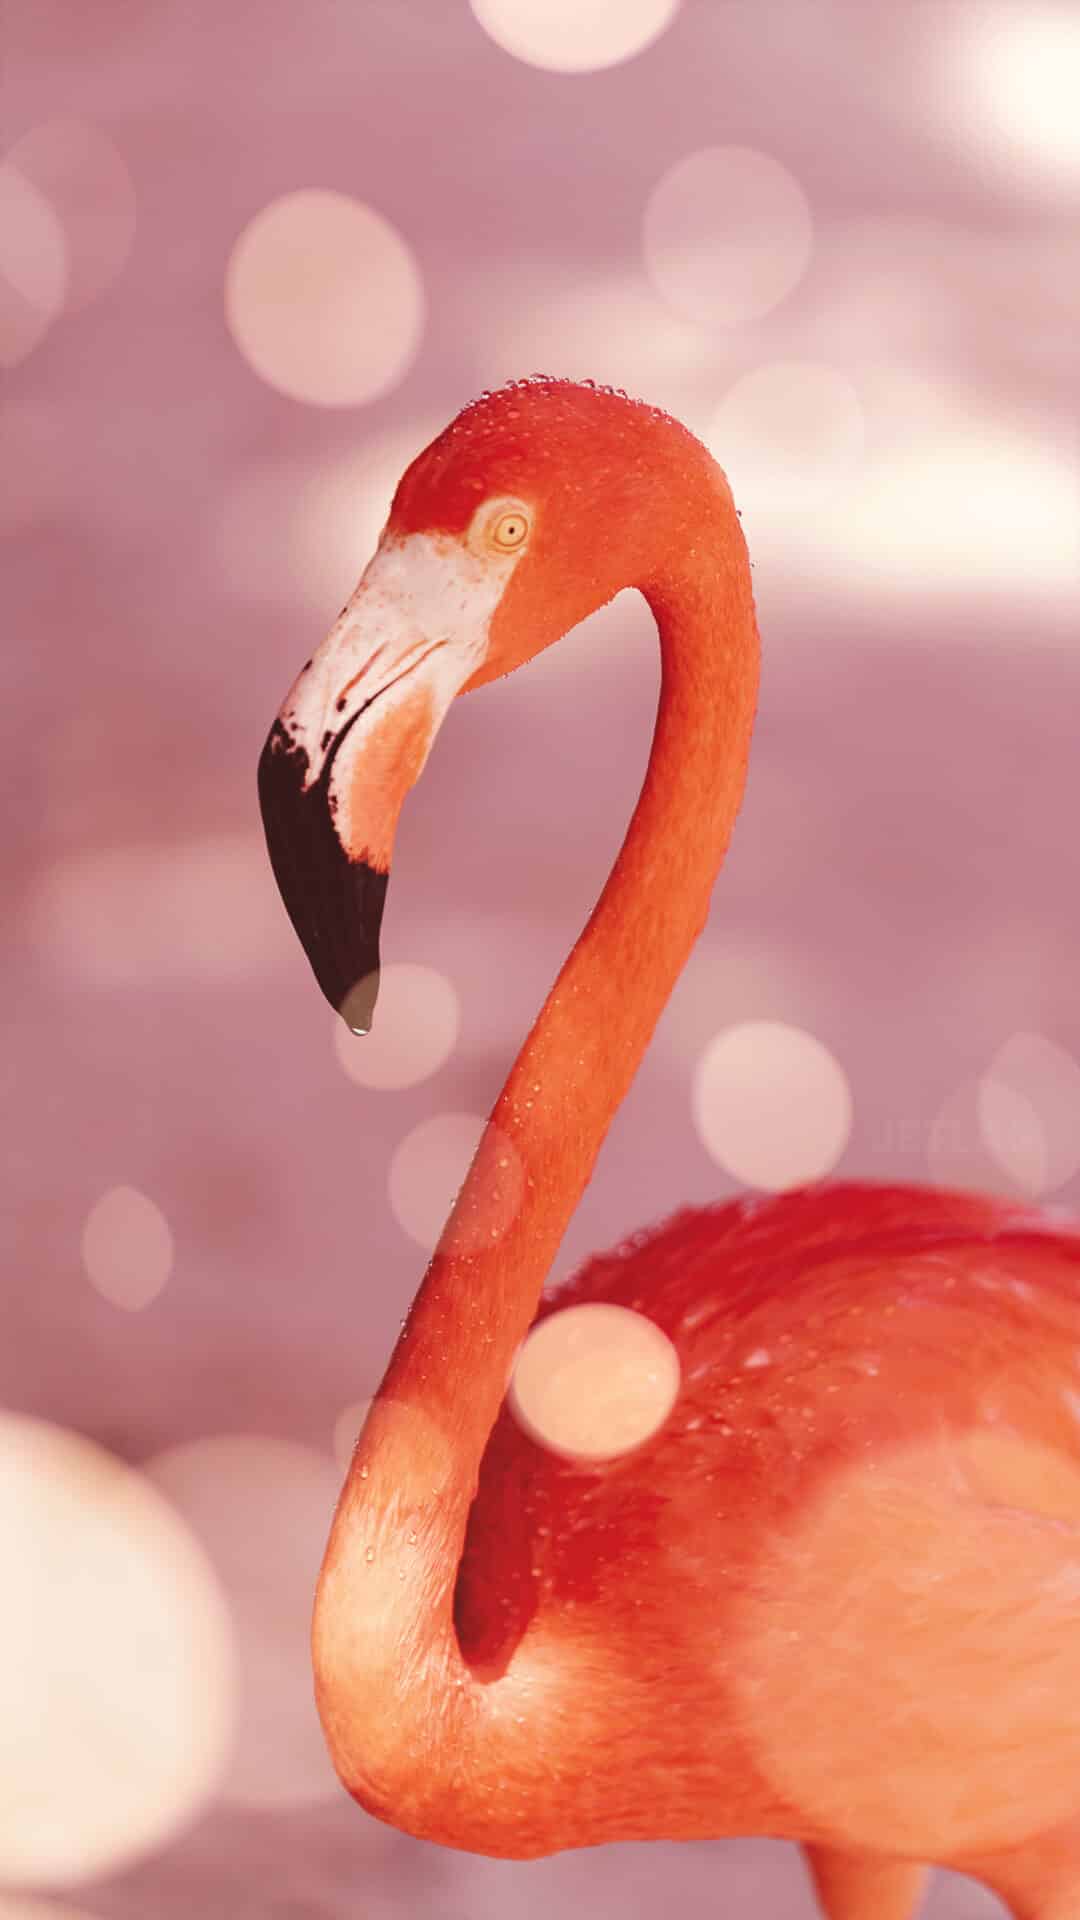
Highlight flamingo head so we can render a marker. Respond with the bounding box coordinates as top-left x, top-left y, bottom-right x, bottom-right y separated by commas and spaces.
258, 377, 723, 1030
